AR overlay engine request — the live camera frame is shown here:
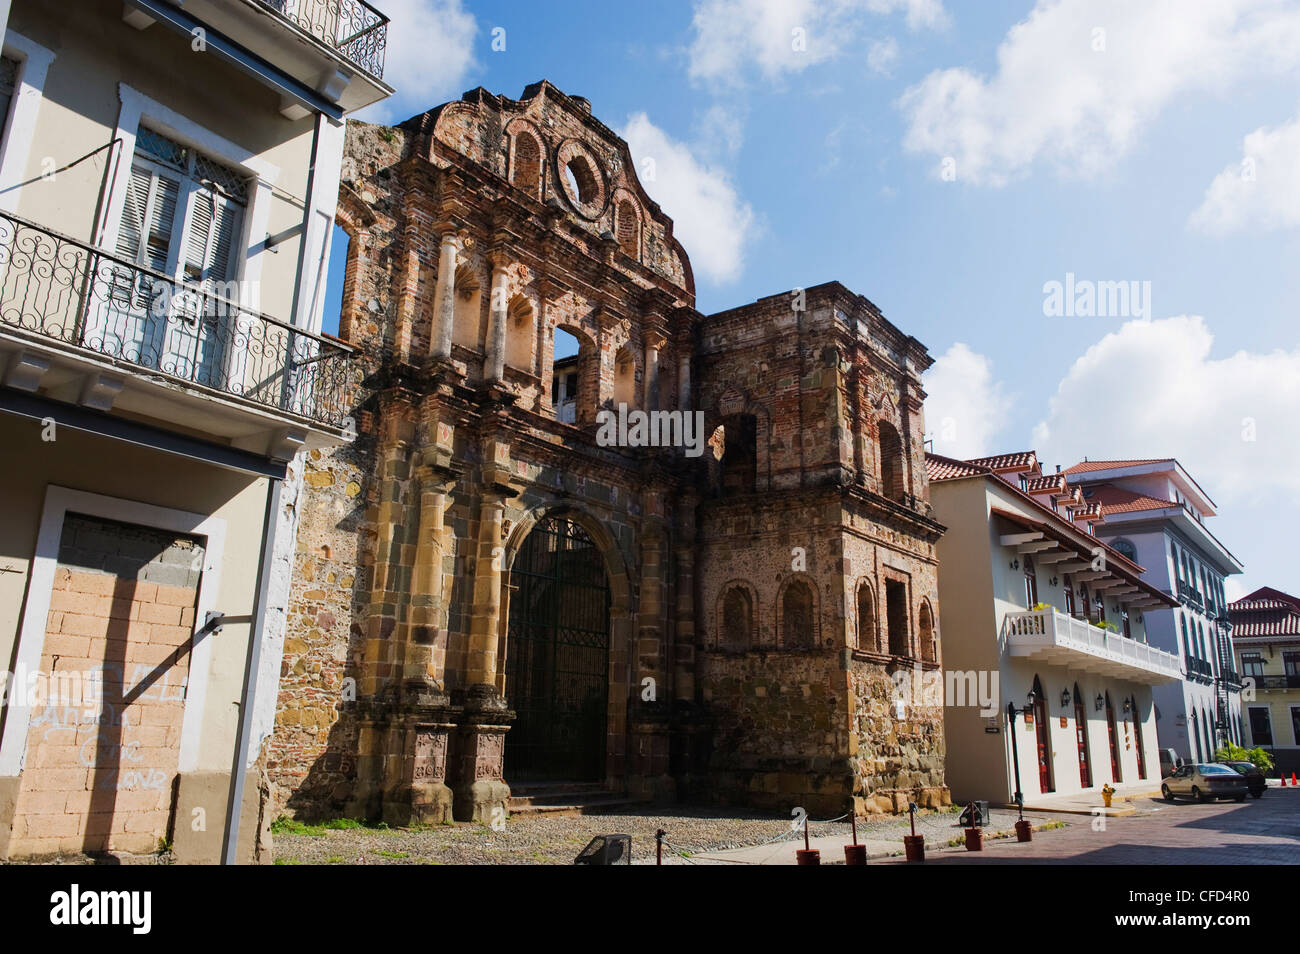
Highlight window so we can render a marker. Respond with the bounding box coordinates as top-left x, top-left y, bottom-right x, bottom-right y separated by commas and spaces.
781, 580, 814, 650
919, 601, 936, 663
551, 329, 580, 423
877, 420, 905, 502
720, 415, 757, 494
1248, 707, 1273, 746
1292, 708, 1300, 747
856, 582, 877, 652
1285, 652, 1300, 677
562, 154, 598, 206
1023, 554, 1038, 608
885, 579, 909, 656
721, 586, 752, 652
0, 56, 18, 133
1112, 538, 1136, 561
1063, 574, 1077, 617
106, 125, 248, 381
